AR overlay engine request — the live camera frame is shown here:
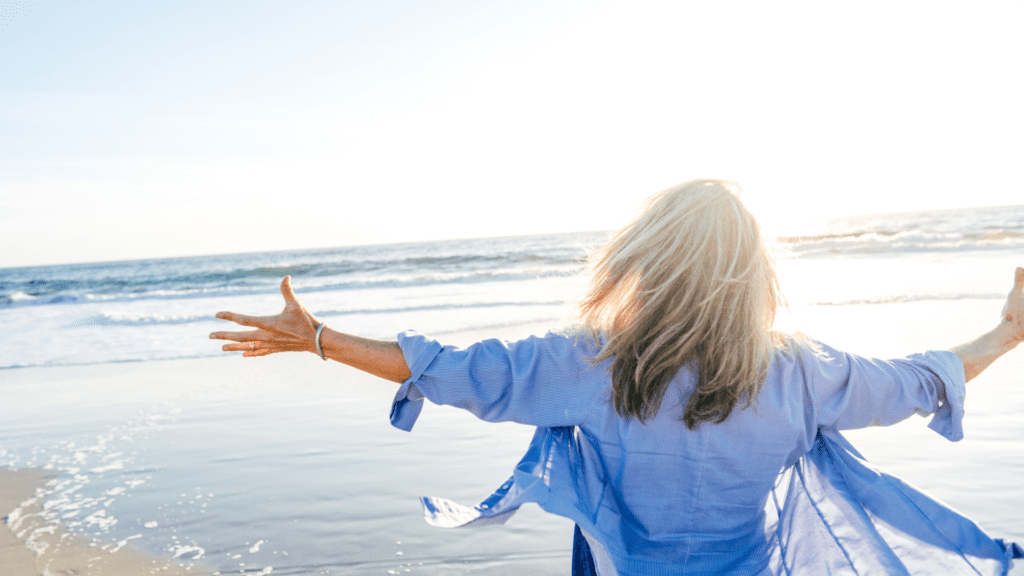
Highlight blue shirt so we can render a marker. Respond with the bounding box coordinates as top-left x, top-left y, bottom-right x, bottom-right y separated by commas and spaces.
390, 330, 1022, 575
